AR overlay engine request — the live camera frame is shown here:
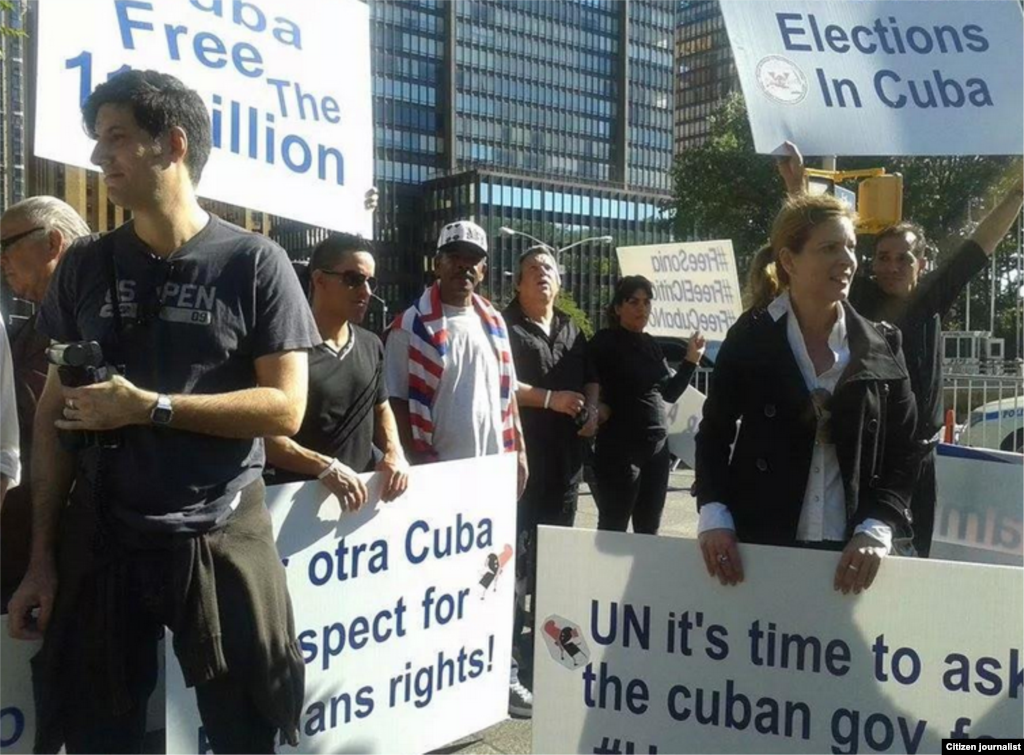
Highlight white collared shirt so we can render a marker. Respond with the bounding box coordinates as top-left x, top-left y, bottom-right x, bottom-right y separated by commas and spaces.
698, 292, 892, 551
